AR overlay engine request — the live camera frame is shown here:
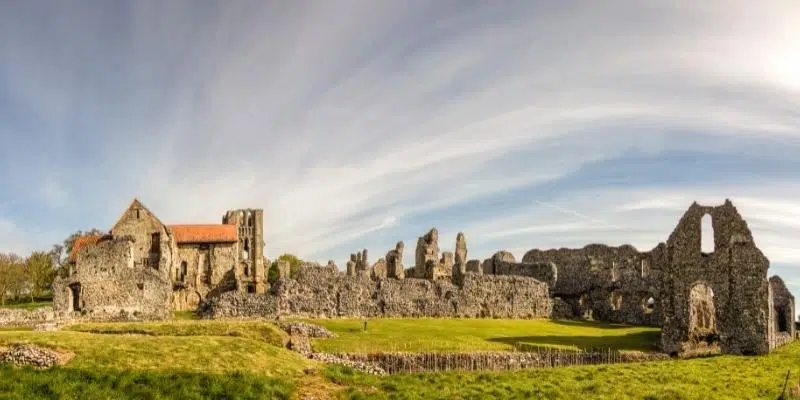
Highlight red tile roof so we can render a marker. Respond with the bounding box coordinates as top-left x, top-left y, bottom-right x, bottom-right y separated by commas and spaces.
70, 235, 102, 262
168, 224, 238, 244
